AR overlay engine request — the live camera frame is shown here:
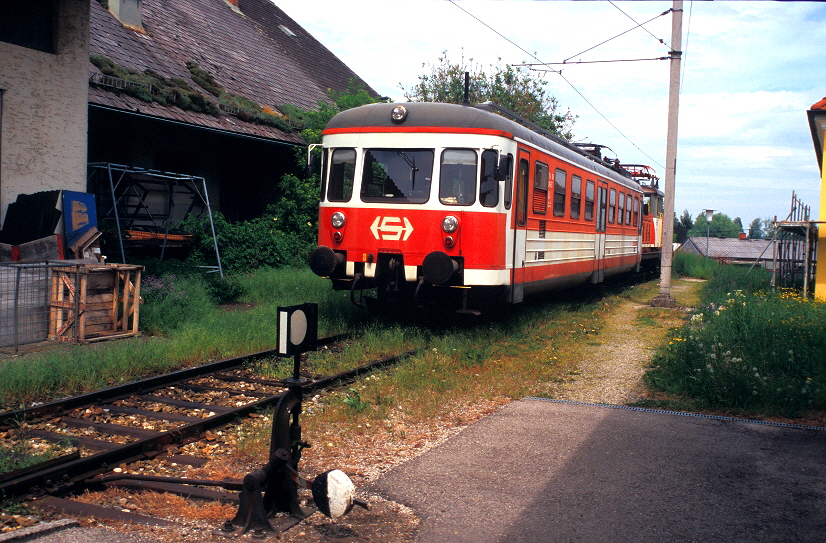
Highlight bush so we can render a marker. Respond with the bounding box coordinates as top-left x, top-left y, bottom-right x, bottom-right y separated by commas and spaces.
646, 265, 826, 416
180, 173, 319, 275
